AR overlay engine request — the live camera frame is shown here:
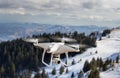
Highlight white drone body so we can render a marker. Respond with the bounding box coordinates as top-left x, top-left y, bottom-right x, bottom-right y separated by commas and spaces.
24, 38, 80, 67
